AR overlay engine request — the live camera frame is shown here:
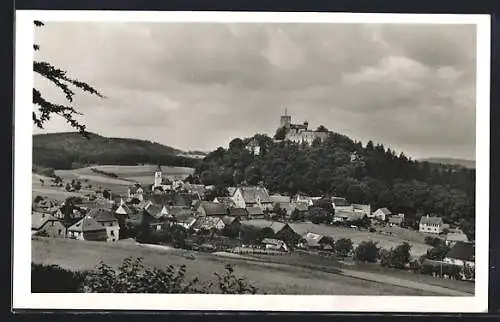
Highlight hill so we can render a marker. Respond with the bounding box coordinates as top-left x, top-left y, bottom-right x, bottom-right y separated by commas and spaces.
418, 158, 475, 169
194, 133, 476, 240
33, 132, 200, 169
